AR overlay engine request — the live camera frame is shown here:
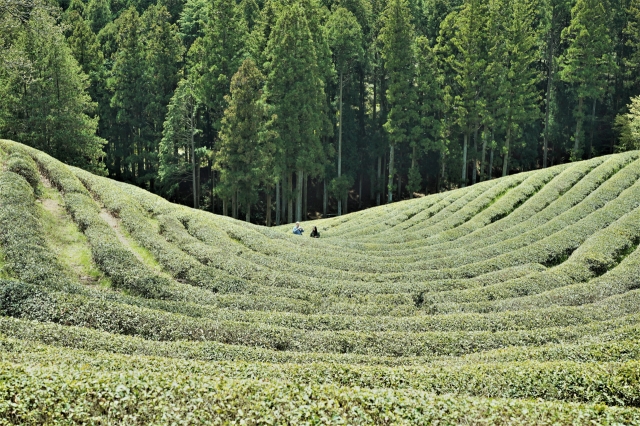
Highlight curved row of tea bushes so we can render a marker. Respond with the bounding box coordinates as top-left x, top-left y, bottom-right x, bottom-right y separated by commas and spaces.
107, 161, 584, 280
6, 281, 640, 357
393, 154, 640, 268
3, 139, 640, 423
74, 281, 640, 334
74, 168, 254, 294
152, 155, 638, 282
308, 156, 603, 249
13, 141, 640, 328
3, 340, 640, 407
4, 314, 640, 366
310, 154, 623, 254
0, 167, 73, 291
328, 177, 516, 242
33, 145, 640, 322
426, 186, 640, 312
4, 359, 639, 425
52, 181, 175, 299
